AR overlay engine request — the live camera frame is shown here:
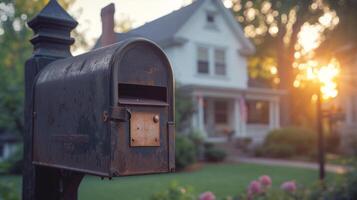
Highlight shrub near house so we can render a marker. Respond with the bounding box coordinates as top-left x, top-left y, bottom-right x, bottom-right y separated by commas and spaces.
175, 135, 197, 170
255, 127, 317, 159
